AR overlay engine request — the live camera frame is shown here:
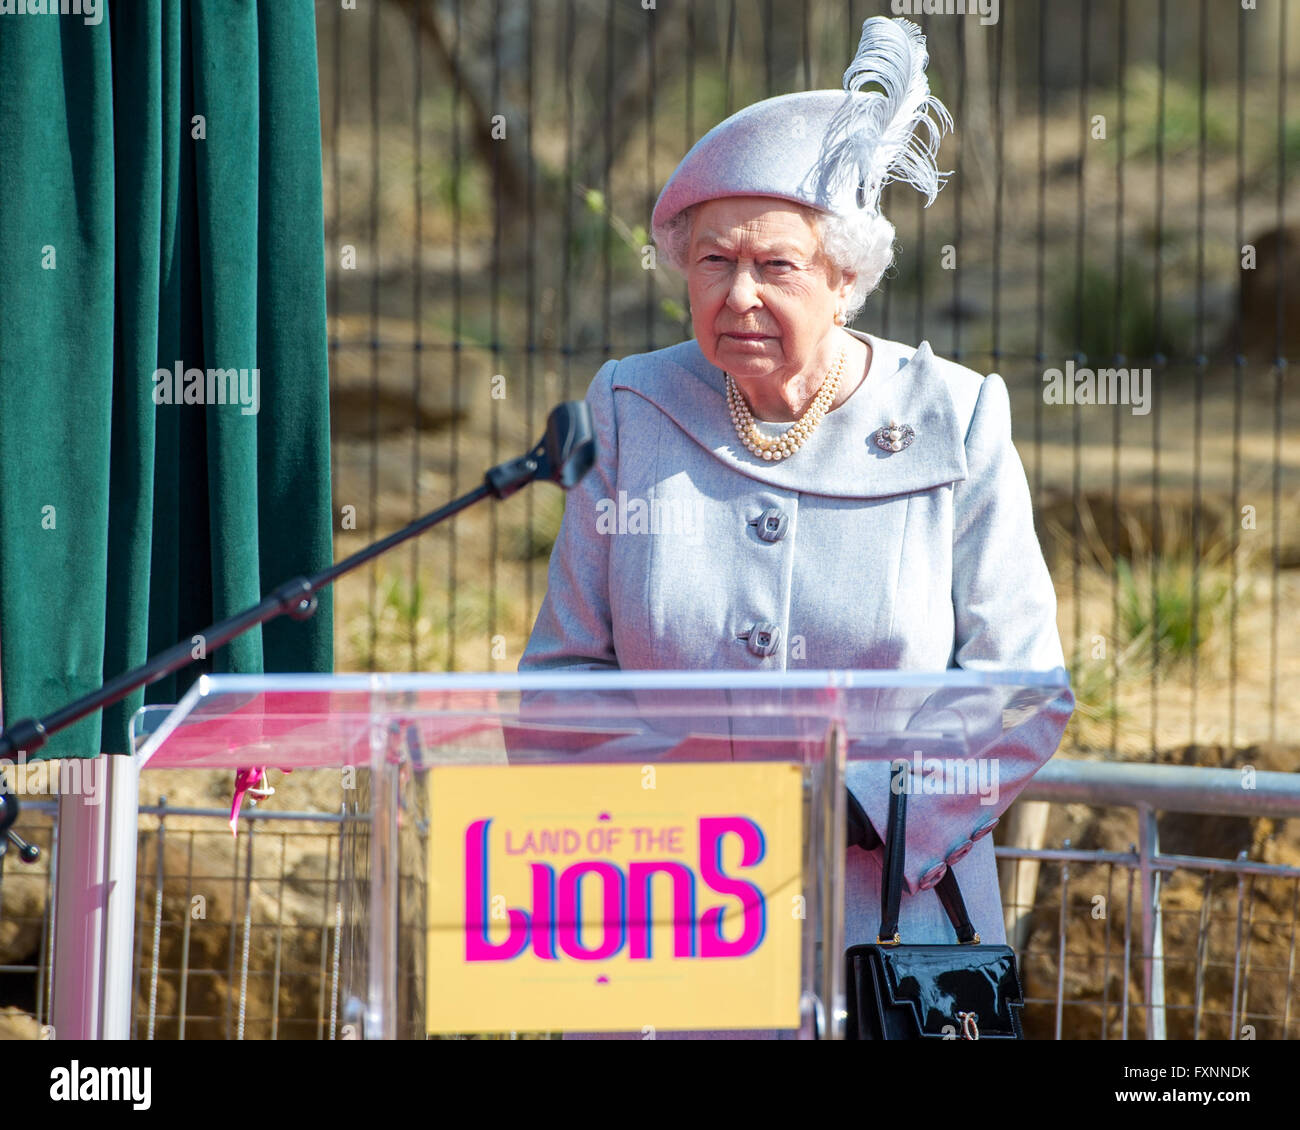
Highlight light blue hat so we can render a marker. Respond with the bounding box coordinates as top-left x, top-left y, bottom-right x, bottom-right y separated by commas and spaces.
651, 16, 953, 247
